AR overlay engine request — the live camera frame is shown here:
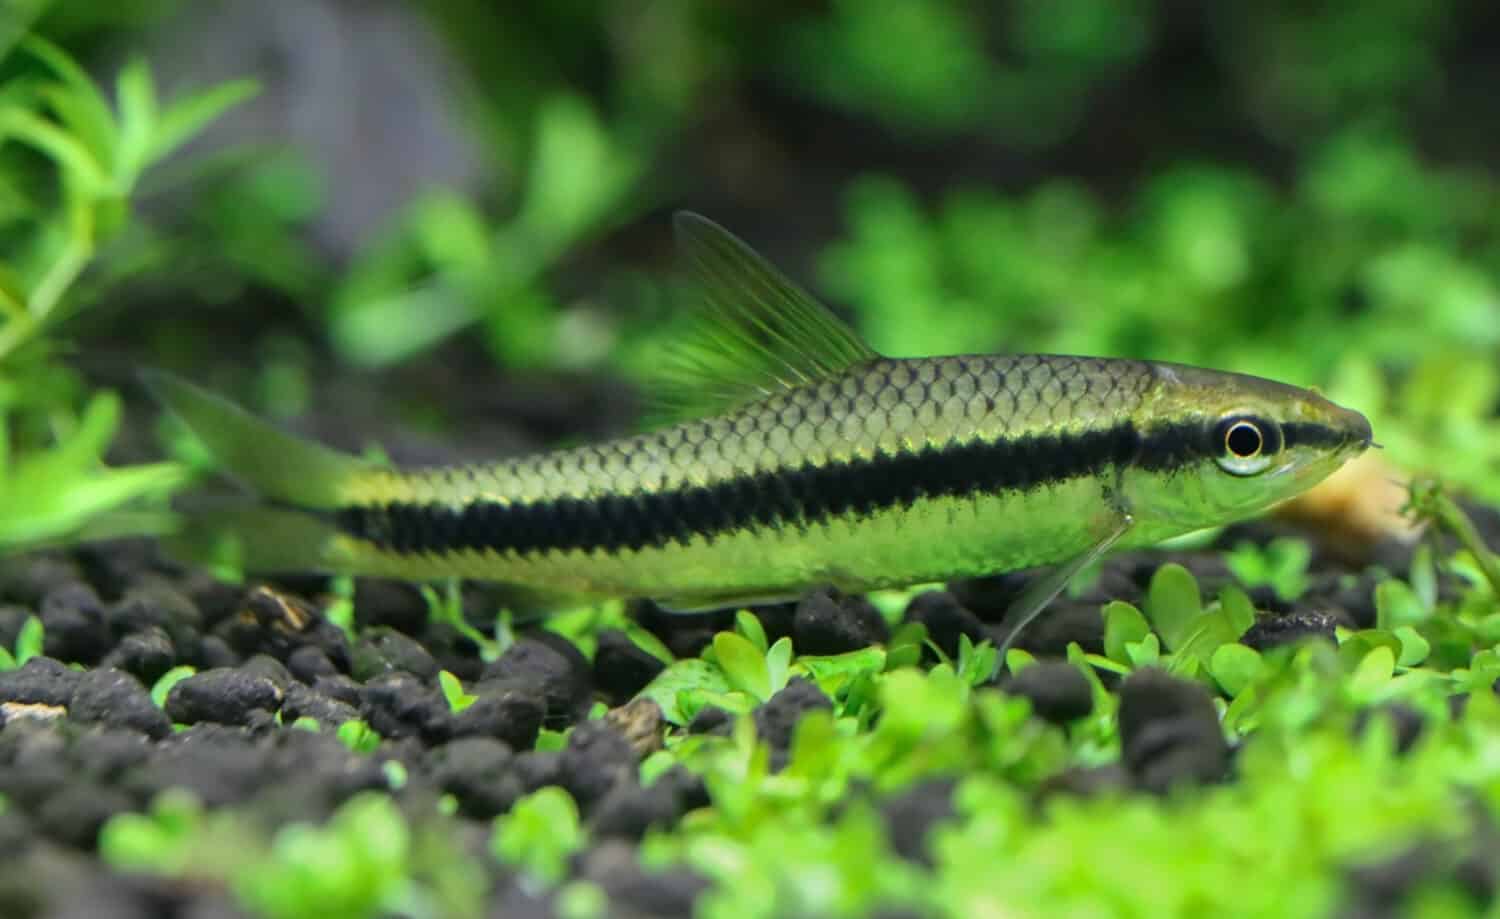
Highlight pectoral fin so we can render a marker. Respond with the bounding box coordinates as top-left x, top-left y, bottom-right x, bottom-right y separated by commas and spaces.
997, 512, 1135, 657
